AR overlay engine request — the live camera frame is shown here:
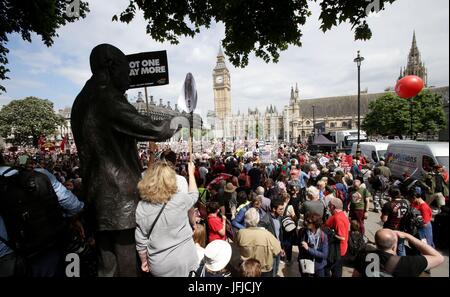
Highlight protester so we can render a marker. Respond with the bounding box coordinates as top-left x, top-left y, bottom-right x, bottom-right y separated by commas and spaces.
324, 197, 350, 277
352, 229, 444, 277
281, 192, 297, 265
1, 138, 447, 278
255, 186, 272, 213
349, 179, 371, 235
381, 187, 410, 256
206, 201, 227, 243
193, 223, 206, 266
240, 258, 262, 277
345, 220, 366, 266
408, 187, 434, 247
300, 186, 325, 219
0, 158, 84, 277
377, 161, 392, 179
135, 161, 199, 277
202, 239, 232, 277
235, 208, 281, 277
223, 182, 238, 220
298, 212, 328, 277
232, 195, 264, 230
263, 197, 285, 276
